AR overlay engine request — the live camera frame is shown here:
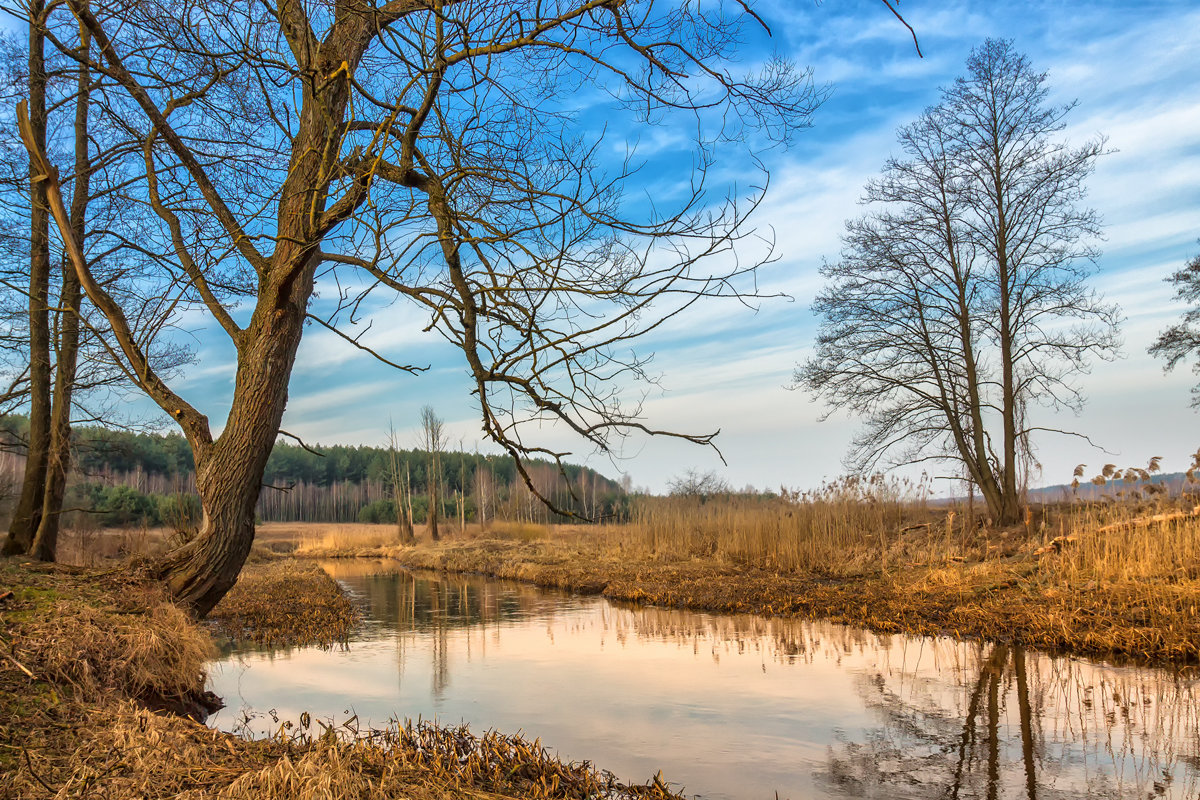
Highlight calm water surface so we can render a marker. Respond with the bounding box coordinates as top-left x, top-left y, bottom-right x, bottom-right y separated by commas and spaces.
208, 560, 1200, 799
